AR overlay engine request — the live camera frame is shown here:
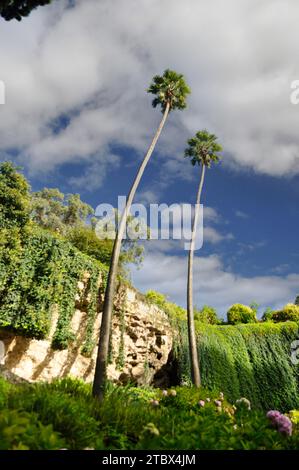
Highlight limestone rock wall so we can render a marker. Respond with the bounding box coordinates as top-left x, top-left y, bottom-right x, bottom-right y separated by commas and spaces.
0, 284, 173, 386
